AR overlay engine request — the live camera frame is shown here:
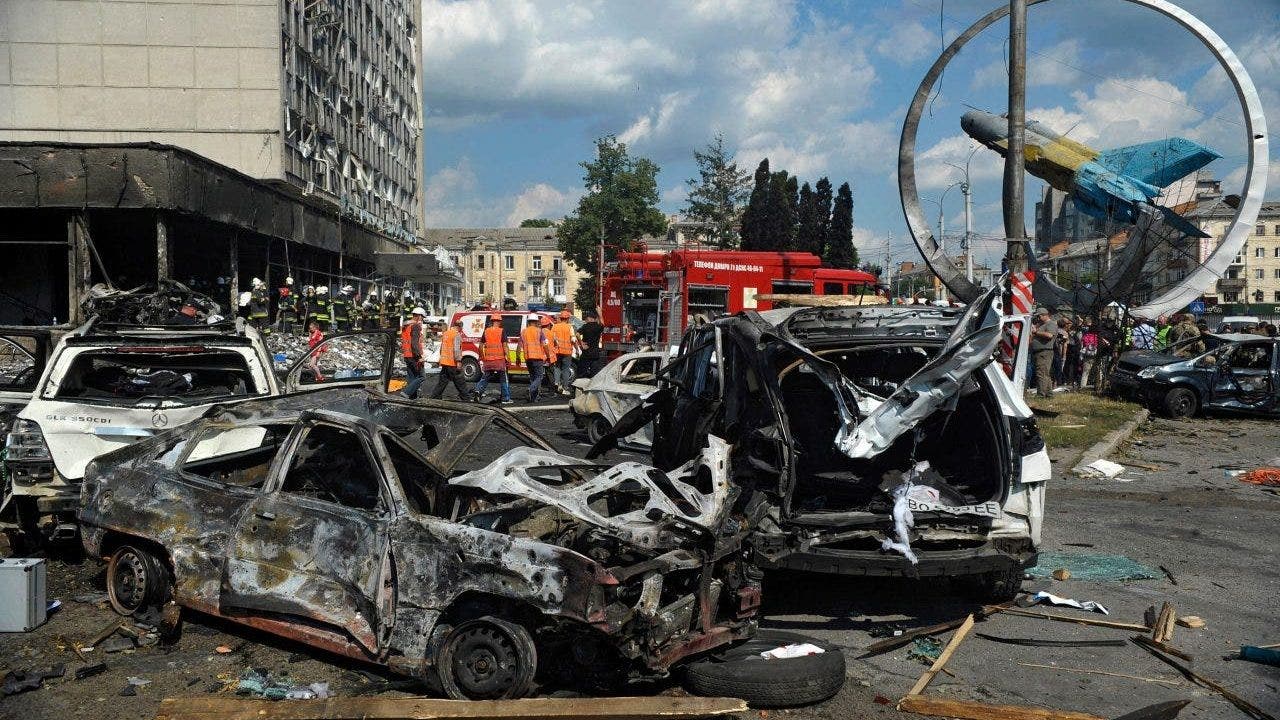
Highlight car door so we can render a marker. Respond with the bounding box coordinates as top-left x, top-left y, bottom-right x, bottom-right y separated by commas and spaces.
1210, 340, 1277, 412
220, 415, 392, 654
283, 329, 397, 394
604, 354, 664, 446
